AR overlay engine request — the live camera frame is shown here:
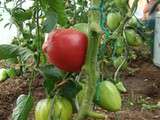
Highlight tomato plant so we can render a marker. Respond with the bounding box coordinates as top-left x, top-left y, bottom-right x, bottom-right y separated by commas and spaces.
0, 0, 149, 120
